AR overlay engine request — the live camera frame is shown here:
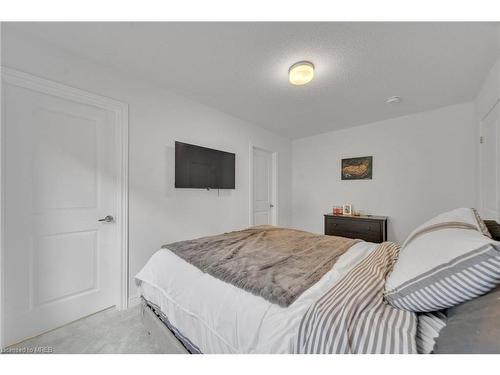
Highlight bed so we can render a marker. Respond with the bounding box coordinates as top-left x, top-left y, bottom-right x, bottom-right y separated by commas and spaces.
135, 211, 500, 354
137, 240, 380, 353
